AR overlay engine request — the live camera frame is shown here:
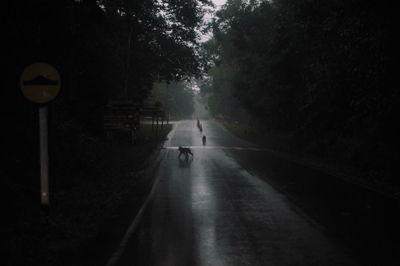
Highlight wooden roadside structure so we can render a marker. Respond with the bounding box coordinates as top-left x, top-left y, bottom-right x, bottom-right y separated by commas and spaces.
103, 100, 142, 143
103, 99, 168, 143
141, 100, 169, 134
